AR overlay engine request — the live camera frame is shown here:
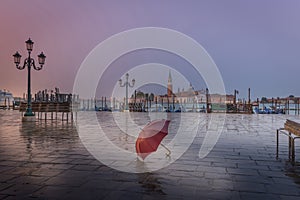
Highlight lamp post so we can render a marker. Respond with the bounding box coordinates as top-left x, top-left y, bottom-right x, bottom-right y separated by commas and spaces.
119, 73, 135, 111
13, 38, 46, 119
